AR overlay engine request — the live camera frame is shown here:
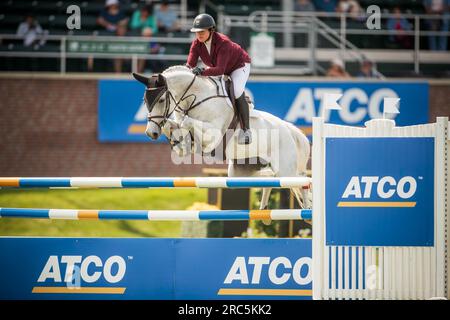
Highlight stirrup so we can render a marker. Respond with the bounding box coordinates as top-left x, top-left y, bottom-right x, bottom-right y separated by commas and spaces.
238, 129, 252, 145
